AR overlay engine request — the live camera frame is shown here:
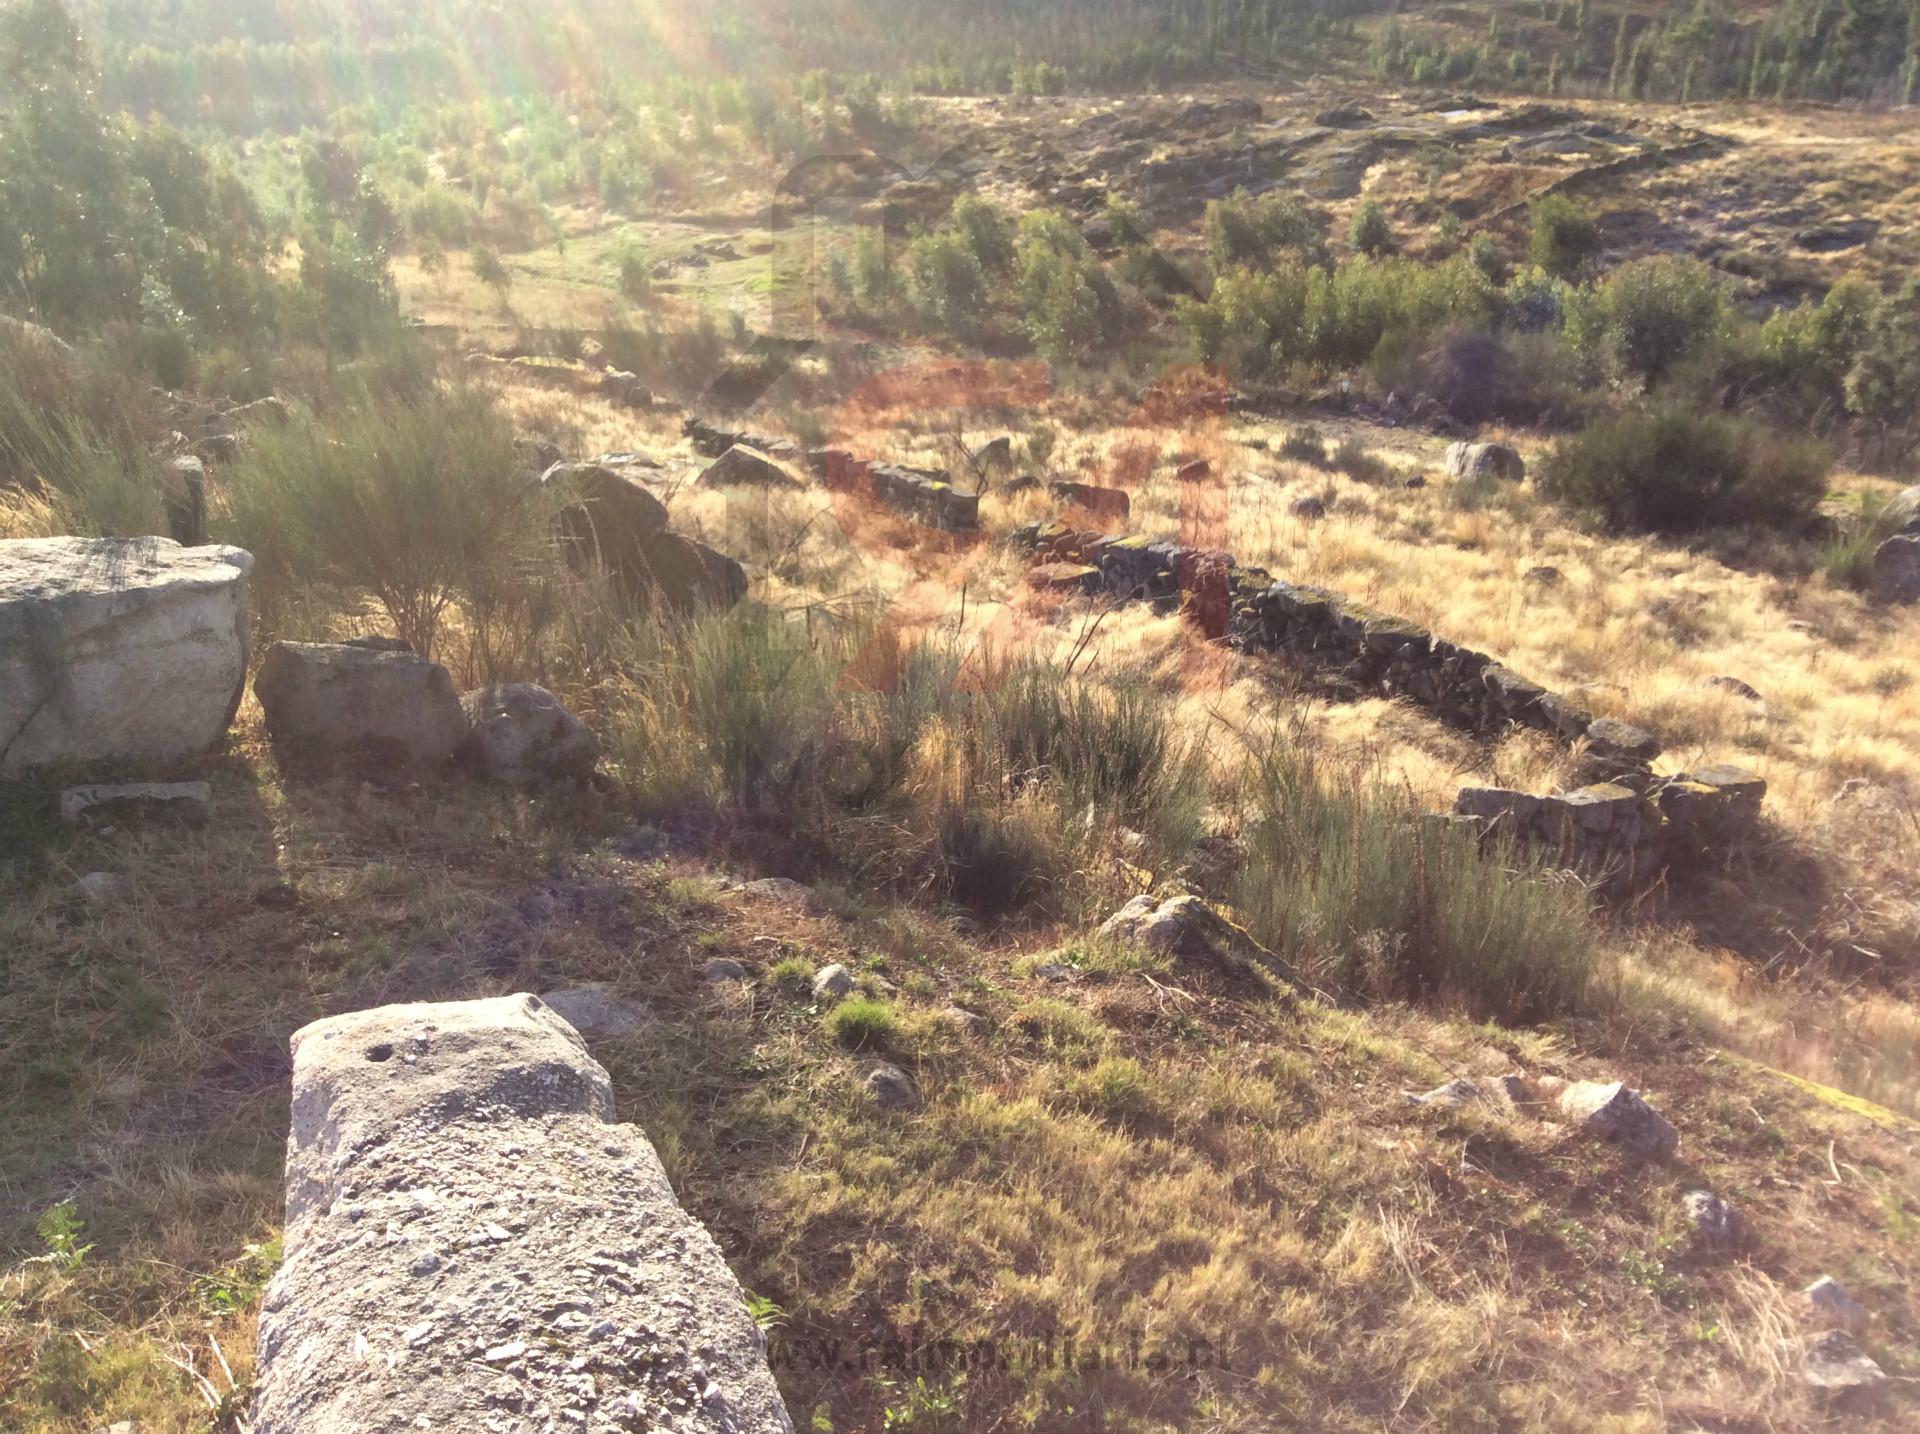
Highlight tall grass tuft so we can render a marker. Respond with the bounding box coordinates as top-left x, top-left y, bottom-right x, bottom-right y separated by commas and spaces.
1229, 724, 1597, 1022
0, 327, 166, 539
220, 386, 551, 658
